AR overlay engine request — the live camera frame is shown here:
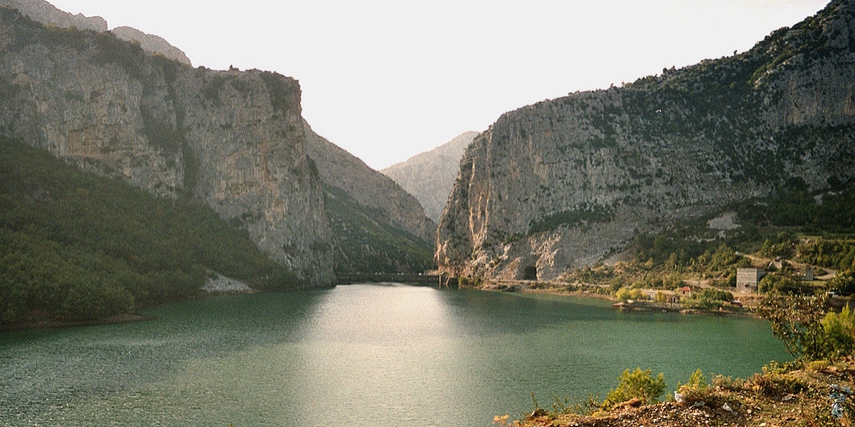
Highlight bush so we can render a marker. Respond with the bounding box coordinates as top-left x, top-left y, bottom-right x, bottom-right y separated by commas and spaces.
757, 294, 829, 360
829, 271, 855, 296
821, 305, 855, 358
616, 287, 643, 302
603, 368, 666, 408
